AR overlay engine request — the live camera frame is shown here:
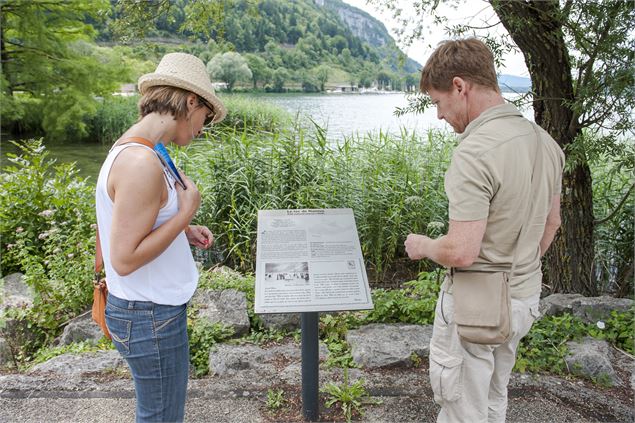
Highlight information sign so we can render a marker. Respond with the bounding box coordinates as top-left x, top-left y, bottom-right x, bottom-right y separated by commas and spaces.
255, 208, 373, 313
